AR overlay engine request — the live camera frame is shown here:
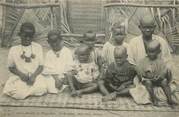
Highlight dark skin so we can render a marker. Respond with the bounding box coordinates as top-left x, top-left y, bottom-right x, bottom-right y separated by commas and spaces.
47, 34, 65, 89
98, 47, 134, 101
10, 27, 43, 85
47, 35, 64, 52
112, 26, 126, 45
138, 16, 156, 51
140, 40, 176, 107
68, 46, 98, 97
82, 32, 103, 70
